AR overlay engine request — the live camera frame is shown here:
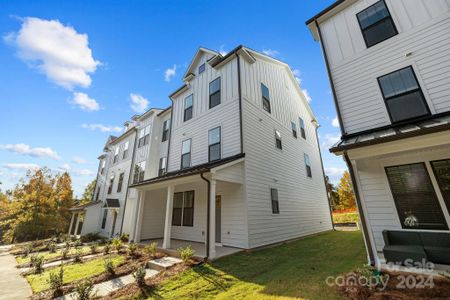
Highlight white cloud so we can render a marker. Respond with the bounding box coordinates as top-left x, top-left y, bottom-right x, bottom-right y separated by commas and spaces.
3, 163, 40, 171
291, 68, 302, 85
4, 17, 100, 90
332, 117, 340, 128
81, 123, 122, 133
302, 89, 312, 102
325, 167, 346, 178
70, 92, 99, 111
219, 45, 227, 56
57, 163, 71, 172
72, 156, 86, 164
0, 143, 61, 160
262, 49, 279, 57
73, 169, 94, 176
164, 65, 176, 82
322, 133, 341, 149
129, 93, 149, 113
